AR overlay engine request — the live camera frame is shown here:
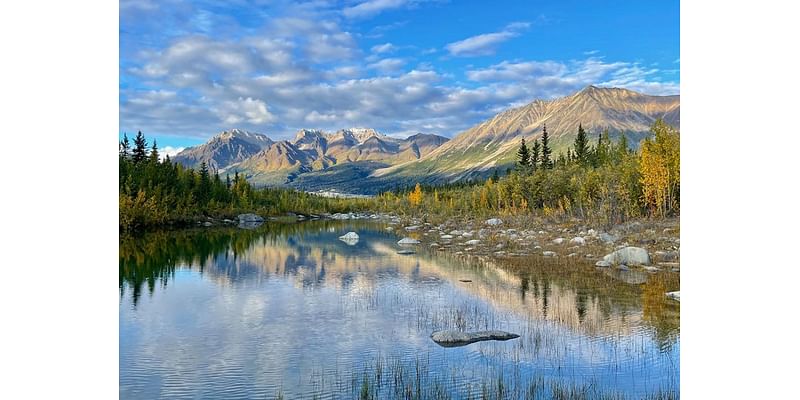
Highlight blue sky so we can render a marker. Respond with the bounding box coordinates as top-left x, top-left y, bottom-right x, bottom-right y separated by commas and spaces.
120, 0, 679, 154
